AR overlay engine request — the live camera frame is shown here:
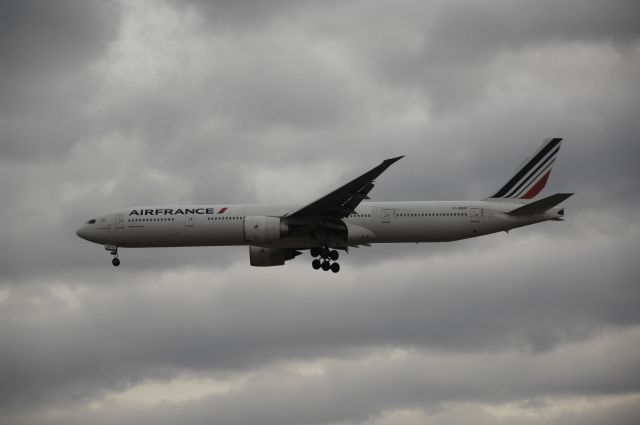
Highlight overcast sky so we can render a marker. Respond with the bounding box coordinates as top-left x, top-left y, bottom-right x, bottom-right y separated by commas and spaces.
1, 0, 639, 424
